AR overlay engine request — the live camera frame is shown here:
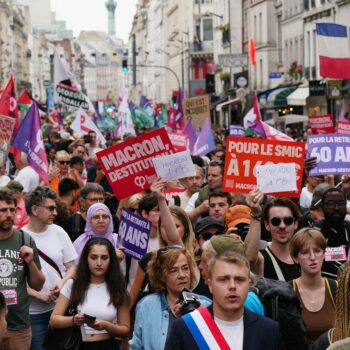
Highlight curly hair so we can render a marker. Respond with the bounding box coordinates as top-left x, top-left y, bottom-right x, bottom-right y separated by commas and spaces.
147, 248, 197, 293
25, 186, 57, 215
157, 206, 194, 252
70, 237, 129, 308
